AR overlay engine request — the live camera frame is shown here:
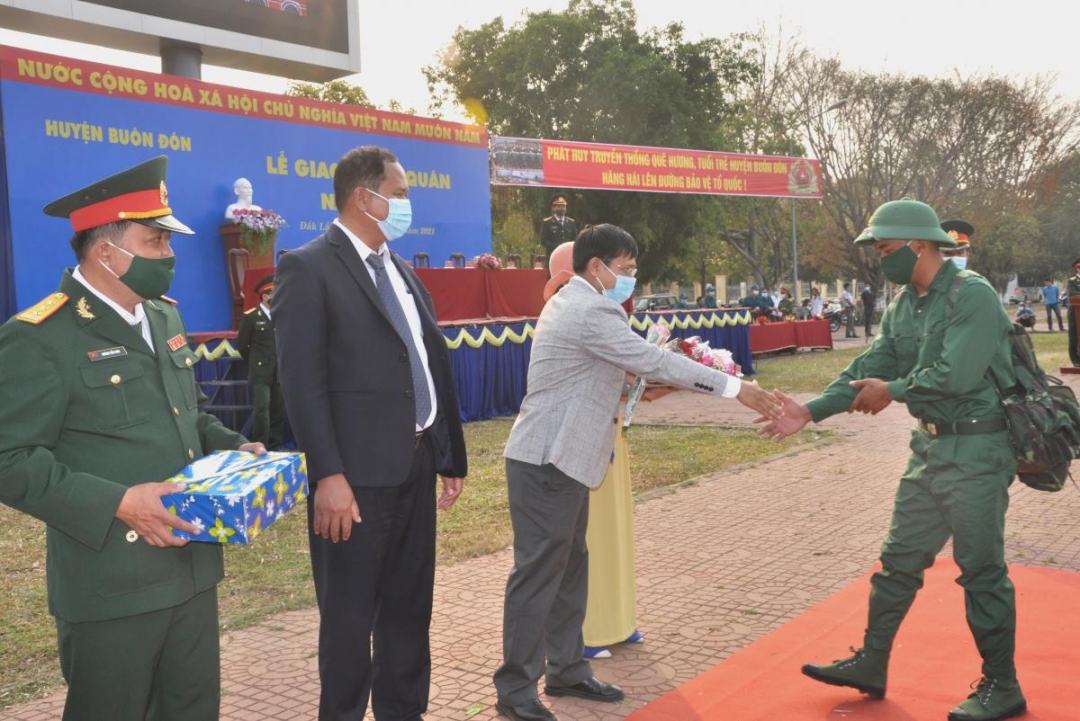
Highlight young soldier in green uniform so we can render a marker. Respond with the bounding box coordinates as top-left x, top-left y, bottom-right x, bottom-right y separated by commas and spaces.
758, 199, 1026, 721
236, 274, 285, 449
0, 156, 264, 721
